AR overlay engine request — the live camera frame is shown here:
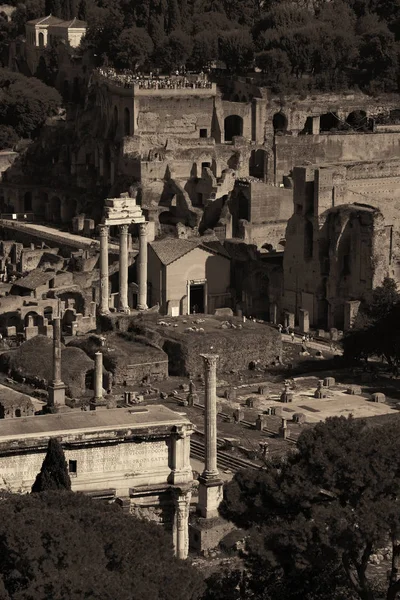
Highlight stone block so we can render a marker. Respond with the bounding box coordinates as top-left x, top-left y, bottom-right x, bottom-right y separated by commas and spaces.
330, 328, 339, 341
347, 385, 362, 395
371, 392, 385, 403
292, 412, 306, 424
224, 388, 237, 401
299, 308, 310, 334
255, 414, 267, 430
5, 326, 16, 337
233, 408, 244, 422
323, 377, 335, 387
258, 385, 268, 395
214, 307, 233, 317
